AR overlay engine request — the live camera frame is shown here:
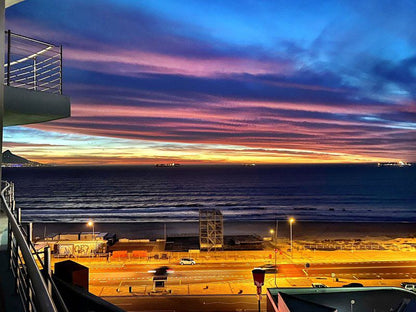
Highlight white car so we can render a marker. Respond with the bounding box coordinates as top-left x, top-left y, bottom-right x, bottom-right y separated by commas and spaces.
402, 282, 416, 292
312, 283, 327, 288
179, 258, 196, 265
